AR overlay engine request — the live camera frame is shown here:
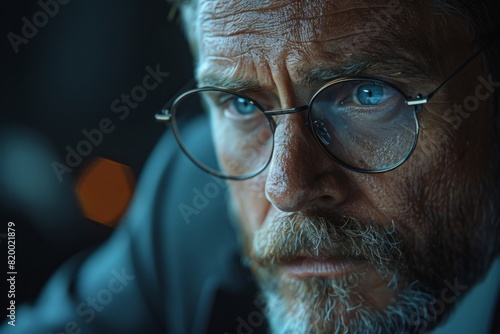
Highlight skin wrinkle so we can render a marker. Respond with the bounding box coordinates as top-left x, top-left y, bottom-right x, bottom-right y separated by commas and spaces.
199, 1, 410, 54
285, 20, 393, 45
268, 56, 295, 109
200, 1, 402, 39
202, 0, 301, 20
189, 0, 499, 332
